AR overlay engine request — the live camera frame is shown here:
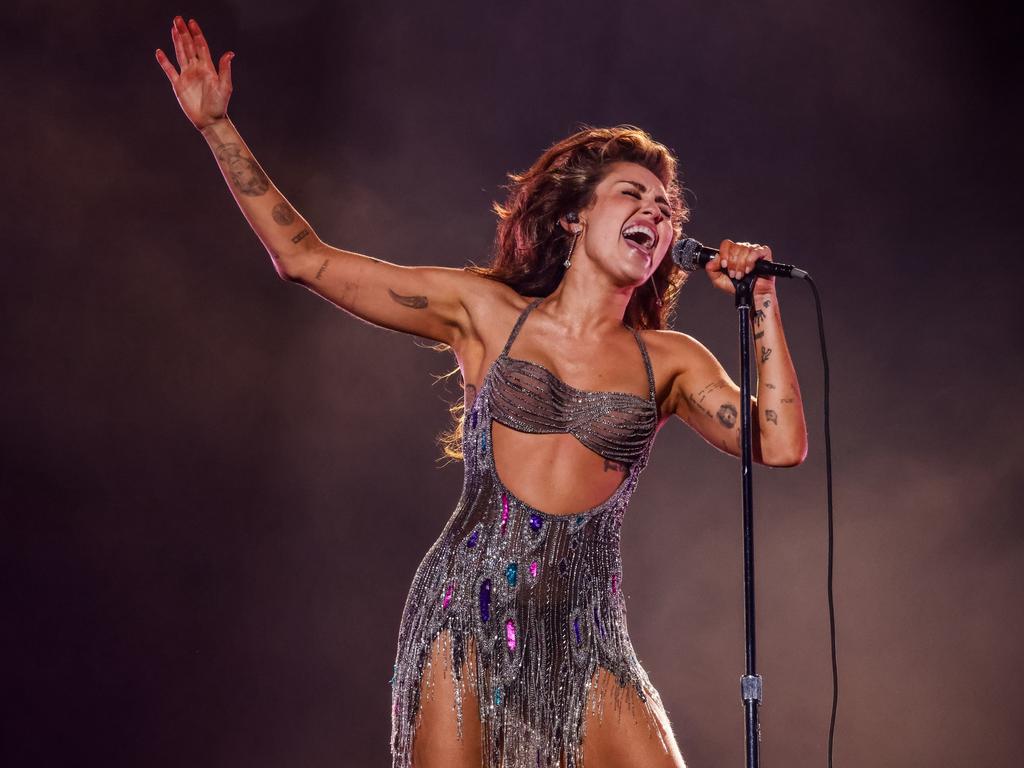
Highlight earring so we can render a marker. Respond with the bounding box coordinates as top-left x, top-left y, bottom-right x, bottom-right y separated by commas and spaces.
649, 271, 663, 307
564, 212, 581, 269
